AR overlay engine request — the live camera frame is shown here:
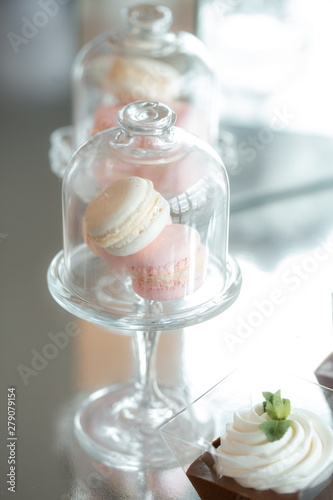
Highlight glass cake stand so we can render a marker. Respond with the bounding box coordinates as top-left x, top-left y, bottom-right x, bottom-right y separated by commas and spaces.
48, 251, 241, 470
47, 100, 242, 470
